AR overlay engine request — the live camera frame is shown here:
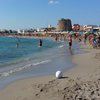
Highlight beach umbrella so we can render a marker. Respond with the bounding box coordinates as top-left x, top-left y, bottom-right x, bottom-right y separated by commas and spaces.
84, 31, 90, 34
70, 31, 74, 35
69, 31, 74, 37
